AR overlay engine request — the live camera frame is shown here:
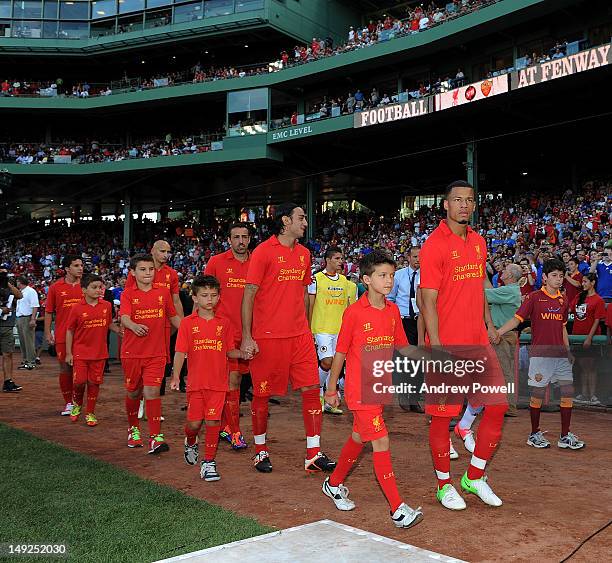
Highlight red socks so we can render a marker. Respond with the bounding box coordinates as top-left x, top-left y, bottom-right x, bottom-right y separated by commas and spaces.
429, 415, 452, 488
59, 372, 73, 404
224, 389, 241, 434
467, 404, 506, 480
146, 398, 162, 436
85, 384, 100, 414
204, 425, 220, 461
184, 425, 198, 447
560, 406, 572, 436
373, 450, 403, 513
251, 395, 269, 453
125, 396, 140, 427
72, 384, 85, 407
530, 406, 541, 433
302, 388, 323, 459
329, 437, 363, 487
